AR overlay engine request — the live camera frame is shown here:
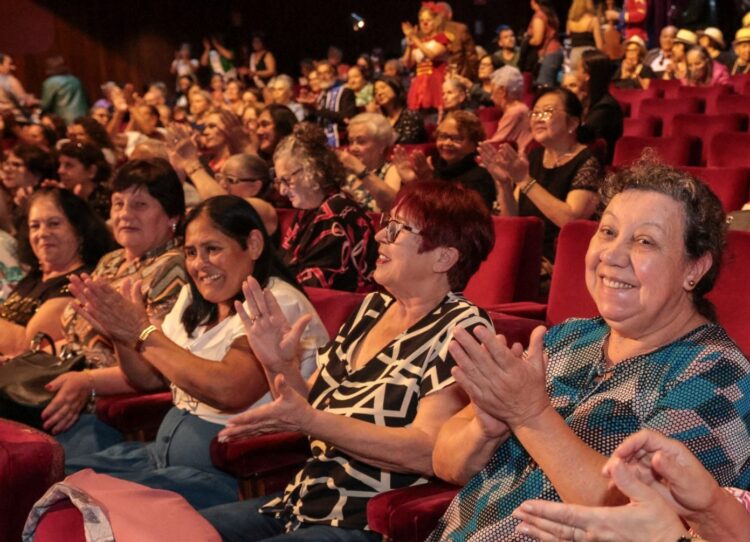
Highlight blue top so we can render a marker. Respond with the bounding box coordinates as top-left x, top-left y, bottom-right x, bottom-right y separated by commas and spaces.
429, 317, 750, 541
